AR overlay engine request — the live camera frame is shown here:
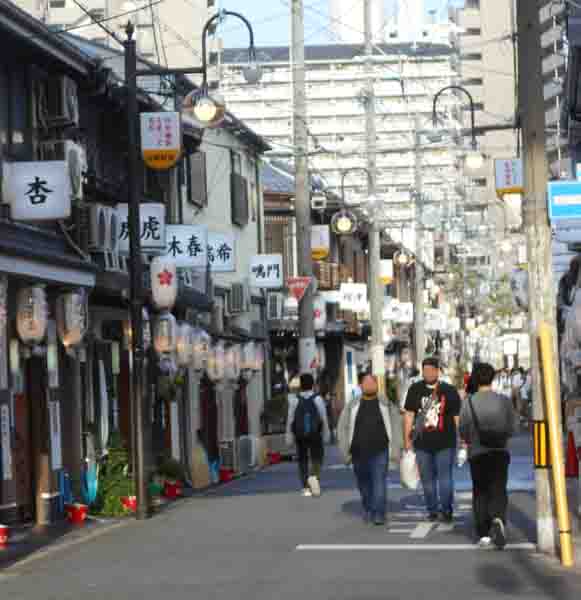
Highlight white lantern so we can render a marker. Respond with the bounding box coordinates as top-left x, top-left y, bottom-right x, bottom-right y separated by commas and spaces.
123, 308, 152, 351
56, 289, 88, 348
16, 285, 48, 346
207, 340, 225, 382
150, 257, 178, 311
313, 295, 327, 331
191, 327, 210, 372
153, 311, 177, 355
241, 341, 256, 372
176, 322, 193, 367
316, 343, 326, 371
225, 344, 242, 382
379, 259, 394, 285
253, 343, 265, 372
